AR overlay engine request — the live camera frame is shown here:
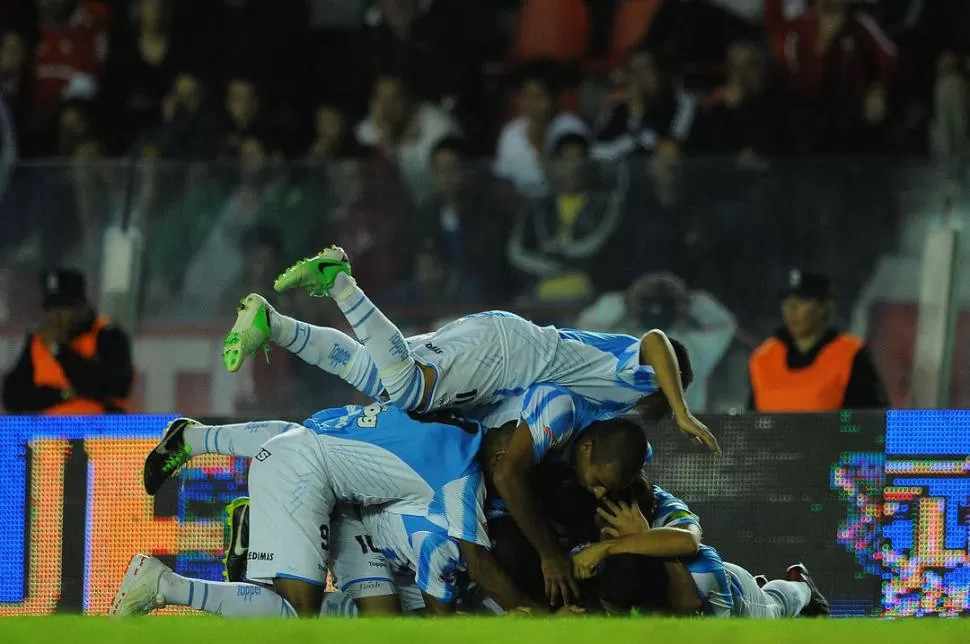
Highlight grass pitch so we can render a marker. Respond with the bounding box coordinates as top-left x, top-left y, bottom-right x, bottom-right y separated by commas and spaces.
4, 617, 967, 644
